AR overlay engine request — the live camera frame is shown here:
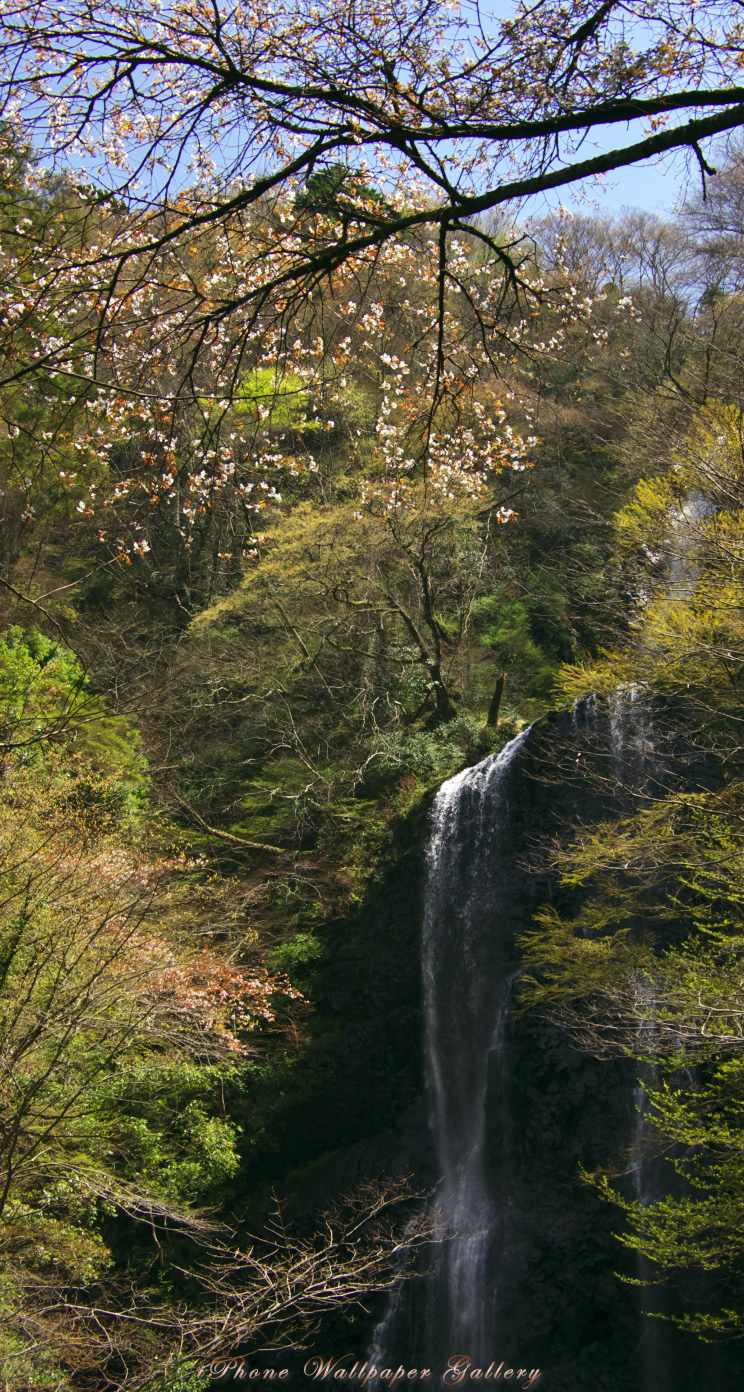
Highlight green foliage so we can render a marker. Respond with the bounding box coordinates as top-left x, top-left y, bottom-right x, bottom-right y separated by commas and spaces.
0, 625, 87, 749
521, 402, 744, 1333
102, 1062, 242, 1202
0, 1270, 73, 1389
232, 367, 311, 432
556, 402, 744, 722
584, 1052, 744, 1338
294, 164, 391, 223
266, 931, 327, 978
144, 1364, 209, 1392
0, 626, 148, 823
473, 593, 557, 699
0, 745, 301, 1378
371, 715, 500, 780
